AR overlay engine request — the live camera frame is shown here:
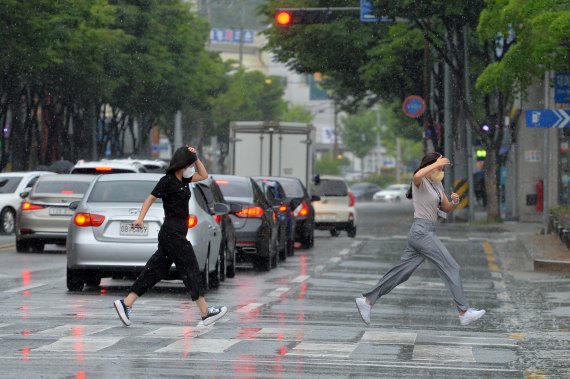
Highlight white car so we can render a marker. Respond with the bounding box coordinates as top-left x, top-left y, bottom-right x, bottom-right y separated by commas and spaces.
312, 175, 357, 237
0, 171, 55, 234
70, 160, 147, 174
372, 184, 409, 202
